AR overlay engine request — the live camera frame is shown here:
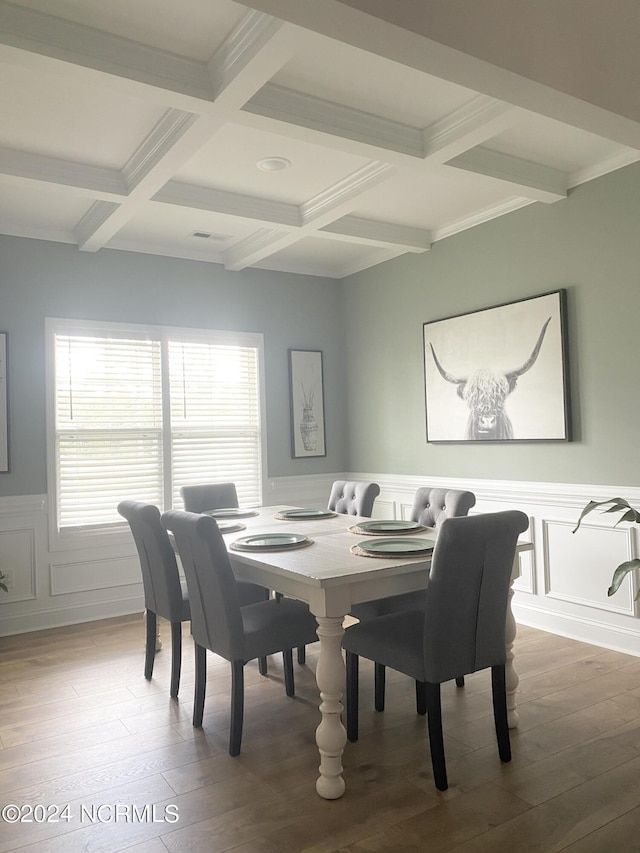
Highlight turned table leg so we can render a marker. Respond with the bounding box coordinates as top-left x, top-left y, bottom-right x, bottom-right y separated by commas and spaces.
506, 559, 520, 729
314, 615, 347, 799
